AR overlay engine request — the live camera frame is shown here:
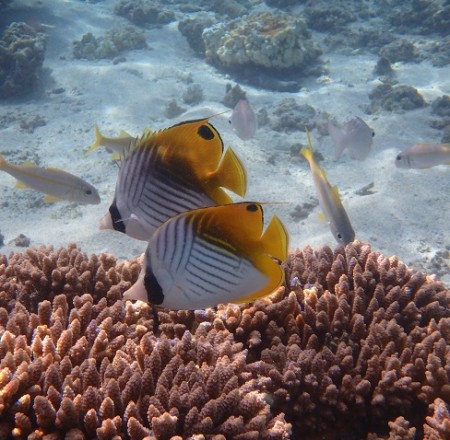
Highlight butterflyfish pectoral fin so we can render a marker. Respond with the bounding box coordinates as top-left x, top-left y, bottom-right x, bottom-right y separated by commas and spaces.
261, 215, 289, 263
210, 147, 247, 197
43, 194, 61, 203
